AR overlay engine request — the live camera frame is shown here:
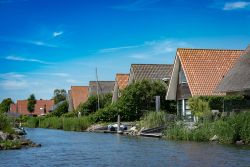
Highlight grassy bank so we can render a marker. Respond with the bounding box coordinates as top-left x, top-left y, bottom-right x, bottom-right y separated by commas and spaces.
0, 140, 22, 150
25, 116, 92, 131
164, 112, 250, 144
